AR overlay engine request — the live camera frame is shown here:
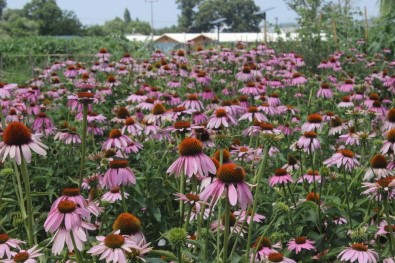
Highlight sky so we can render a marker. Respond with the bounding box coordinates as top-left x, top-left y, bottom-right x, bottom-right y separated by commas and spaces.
7, 0, 380, 29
